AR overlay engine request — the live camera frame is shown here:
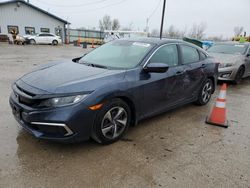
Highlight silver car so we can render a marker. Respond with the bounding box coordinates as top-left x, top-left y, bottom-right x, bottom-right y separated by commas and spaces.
207, 42, 250, 84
